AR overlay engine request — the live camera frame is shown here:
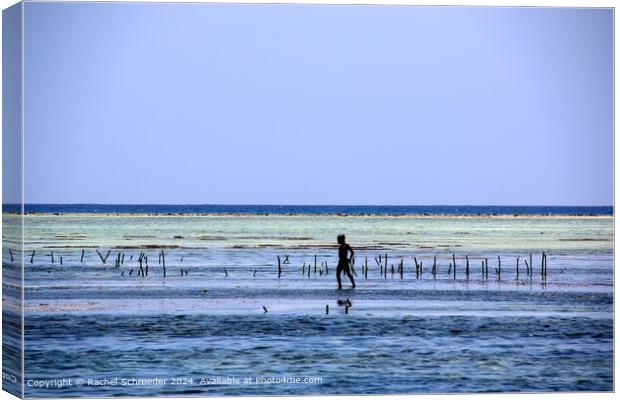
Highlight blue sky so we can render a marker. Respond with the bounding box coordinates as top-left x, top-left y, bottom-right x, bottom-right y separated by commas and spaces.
15, 3, 614, 205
